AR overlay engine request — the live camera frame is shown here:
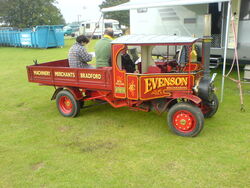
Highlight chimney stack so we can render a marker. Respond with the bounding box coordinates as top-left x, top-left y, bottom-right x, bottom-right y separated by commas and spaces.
203, 14, 212, 79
